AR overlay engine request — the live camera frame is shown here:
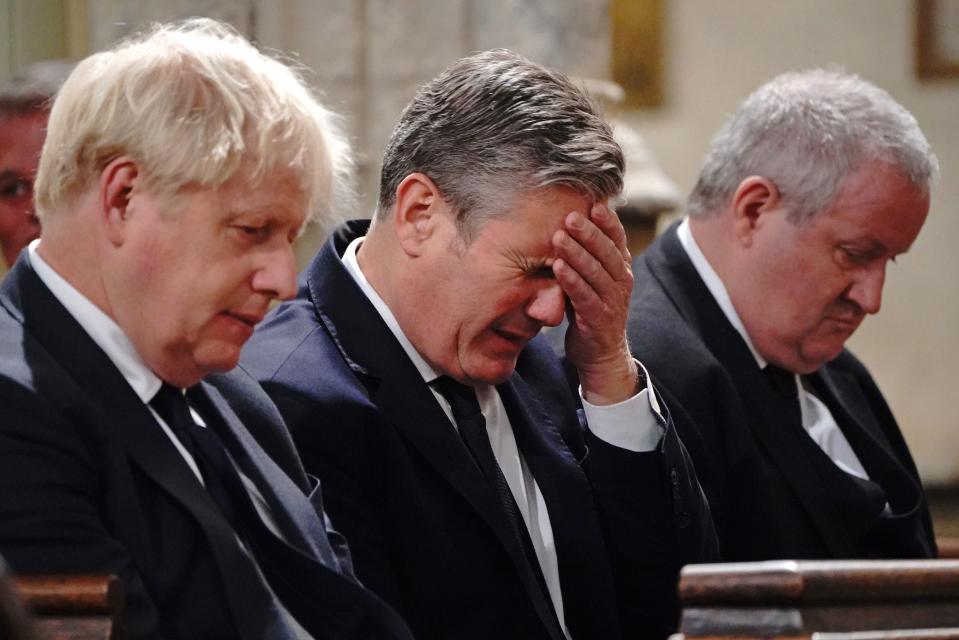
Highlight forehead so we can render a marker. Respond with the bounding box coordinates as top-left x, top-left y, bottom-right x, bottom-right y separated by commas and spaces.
477, 185, 593, 248
0, 111, 47, 170
179, 169, 309, 223
808, 162, 929, 252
